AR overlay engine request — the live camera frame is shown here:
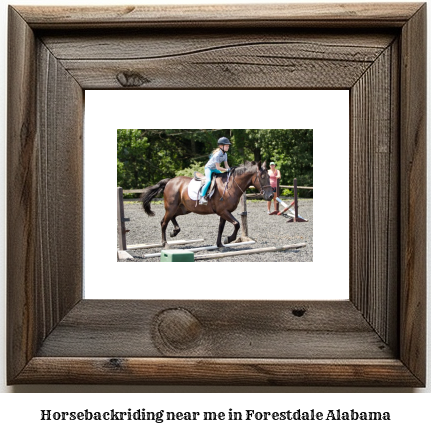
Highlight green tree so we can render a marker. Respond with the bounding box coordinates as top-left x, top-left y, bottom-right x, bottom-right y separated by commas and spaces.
117, 129, 312, 197
230, 129, 313, 196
